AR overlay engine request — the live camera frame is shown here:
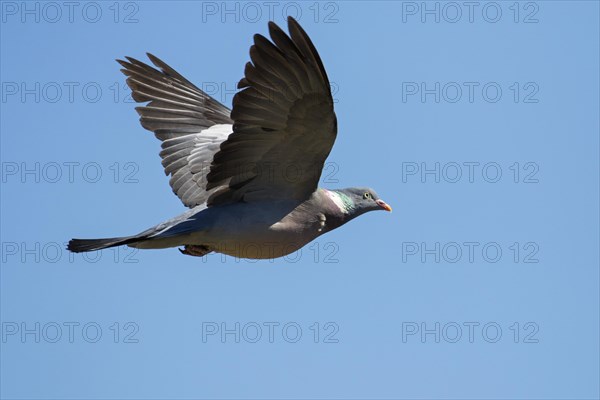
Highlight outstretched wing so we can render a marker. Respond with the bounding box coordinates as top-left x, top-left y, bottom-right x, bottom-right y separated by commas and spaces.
117, 54, 233, 208
205, 17, 337, 205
